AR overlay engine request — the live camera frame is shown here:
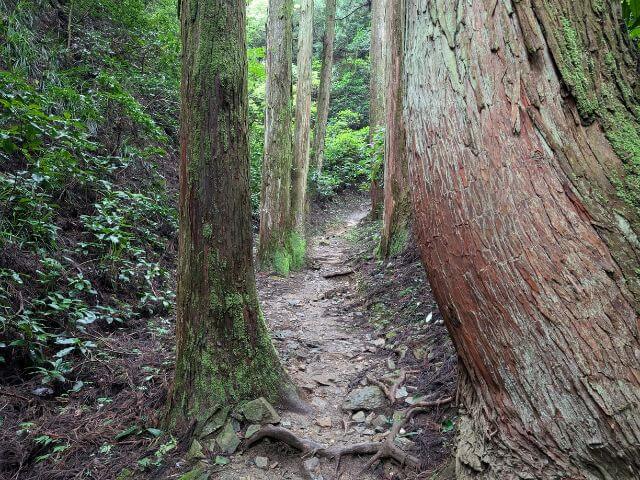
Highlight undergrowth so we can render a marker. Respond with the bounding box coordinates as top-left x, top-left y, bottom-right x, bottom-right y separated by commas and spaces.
0, 0, 179, 384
